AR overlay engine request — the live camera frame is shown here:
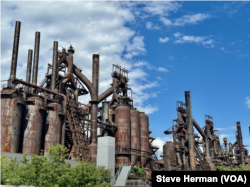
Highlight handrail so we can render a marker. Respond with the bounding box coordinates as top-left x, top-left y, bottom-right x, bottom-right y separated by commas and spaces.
114, 161, 123, 185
